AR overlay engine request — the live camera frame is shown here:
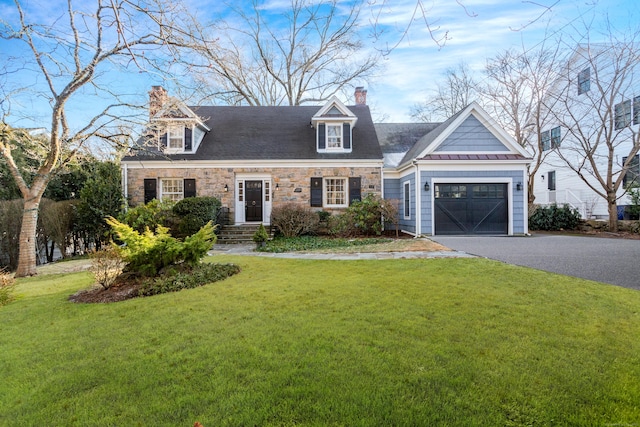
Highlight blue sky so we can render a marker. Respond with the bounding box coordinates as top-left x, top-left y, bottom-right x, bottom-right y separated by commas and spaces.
1, 0, 639, 129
